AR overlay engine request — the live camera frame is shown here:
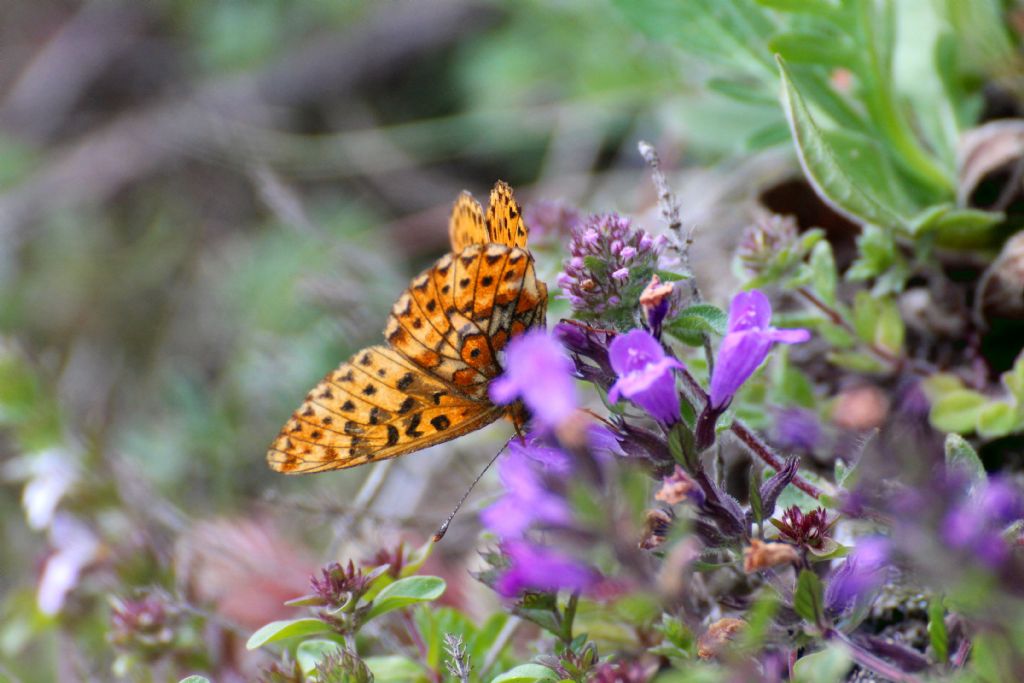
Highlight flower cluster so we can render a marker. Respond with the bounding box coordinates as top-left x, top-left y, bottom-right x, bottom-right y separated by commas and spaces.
558, 213, 667, 326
